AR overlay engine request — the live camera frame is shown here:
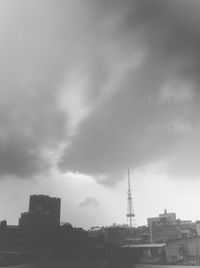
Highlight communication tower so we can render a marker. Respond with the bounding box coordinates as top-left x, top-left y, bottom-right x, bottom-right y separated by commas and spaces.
126, 169, 135, 227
